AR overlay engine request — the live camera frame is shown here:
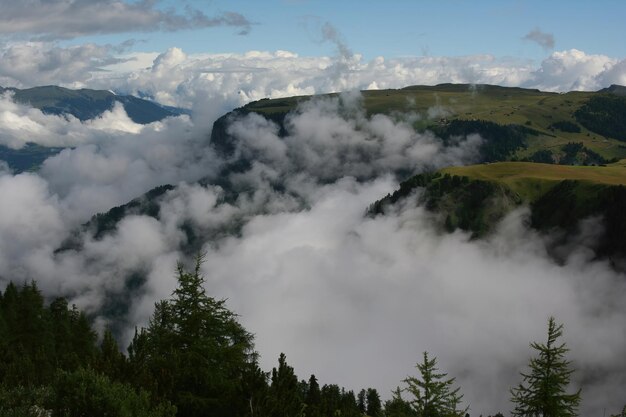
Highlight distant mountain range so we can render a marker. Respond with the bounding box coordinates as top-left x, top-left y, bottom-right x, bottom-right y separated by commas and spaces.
0, 85, 188, 172
0, 85, 187, 123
